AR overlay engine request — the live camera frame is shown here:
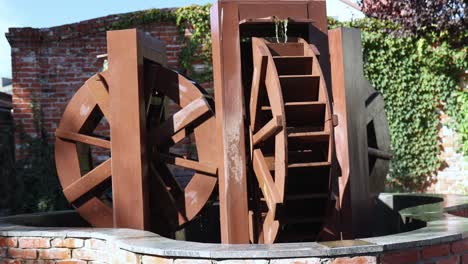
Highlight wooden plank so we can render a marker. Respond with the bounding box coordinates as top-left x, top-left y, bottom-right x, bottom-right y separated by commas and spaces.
210, 2, 250, 243
160, 154, 218, 176
249, 46, 268, 131
329, 27, 373, 238
107, 29, 154, 230
155, 97, 210, 145
76, 197, 113, 227
87, 76, 111, 119
63, 159, 112, 203
55, 129, 110, 149
252, 149, 281, 211
253, 116, 282, 146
